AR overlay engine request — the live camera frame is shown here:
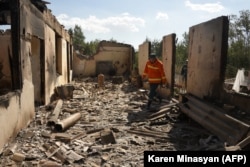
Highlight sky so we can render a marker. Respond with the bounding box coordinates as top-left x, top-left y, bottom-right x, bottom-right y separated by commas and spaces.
47, 0, 248, 50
